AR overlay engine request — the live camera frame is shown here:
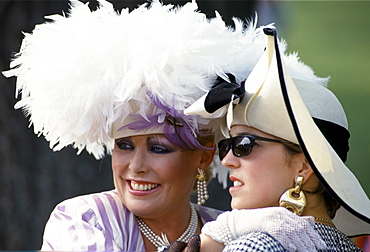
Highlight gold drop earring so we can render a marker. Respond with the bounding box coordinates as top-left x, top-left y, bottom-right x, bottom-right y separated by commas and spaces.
279, 176, 307, 215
